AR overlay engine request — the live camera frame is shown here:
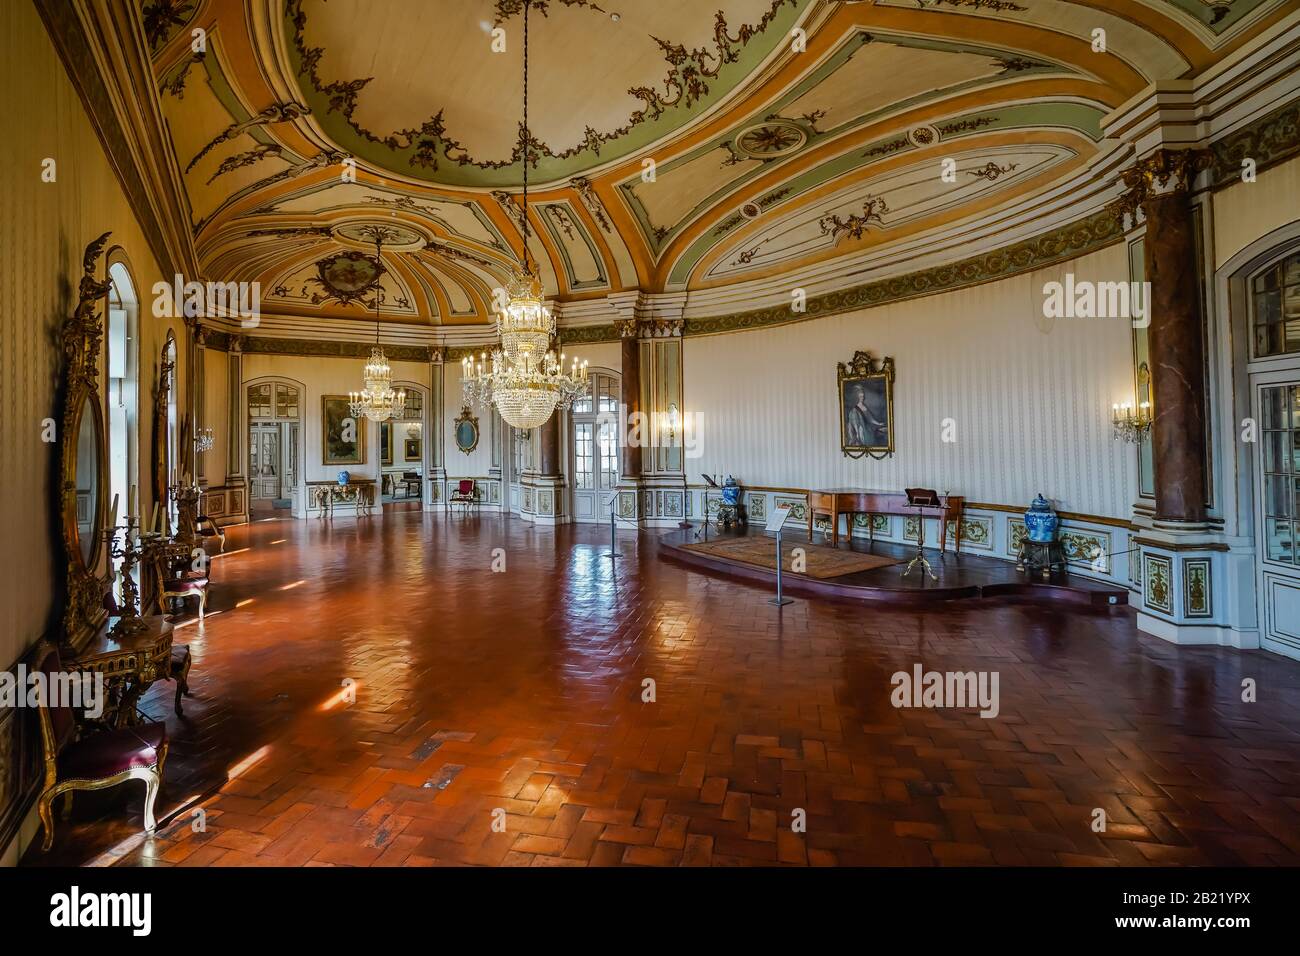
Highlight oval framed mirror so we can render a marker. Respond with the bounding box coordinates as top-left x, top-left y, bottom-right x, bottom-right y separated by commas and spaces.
454, 406, 479, 454
65, 393, 106, 570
